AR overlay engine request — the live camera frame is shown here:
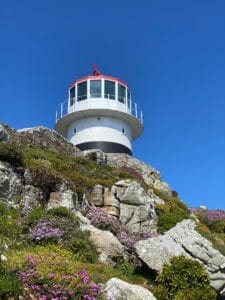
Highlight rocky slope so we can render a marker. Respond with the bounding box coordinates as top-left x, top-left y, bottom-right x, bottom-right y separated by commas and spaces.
0, 123, 225, 300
